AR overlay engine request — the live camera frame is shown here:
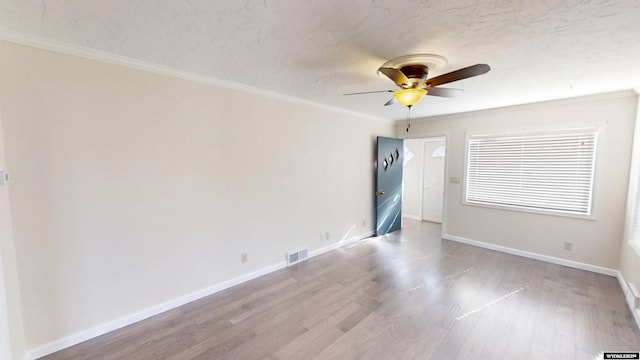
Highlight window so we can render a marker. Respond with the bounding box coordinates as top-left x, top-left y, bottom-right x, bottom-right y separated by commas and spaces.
432, 146, 446, 158
464, 129, 598, 216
